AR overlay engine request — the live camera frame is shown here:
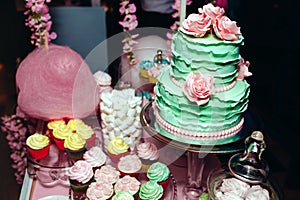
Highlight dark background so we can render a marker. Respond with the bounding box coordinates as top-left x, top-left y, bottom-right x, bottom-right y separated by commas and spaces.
0, 0, 299, 199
